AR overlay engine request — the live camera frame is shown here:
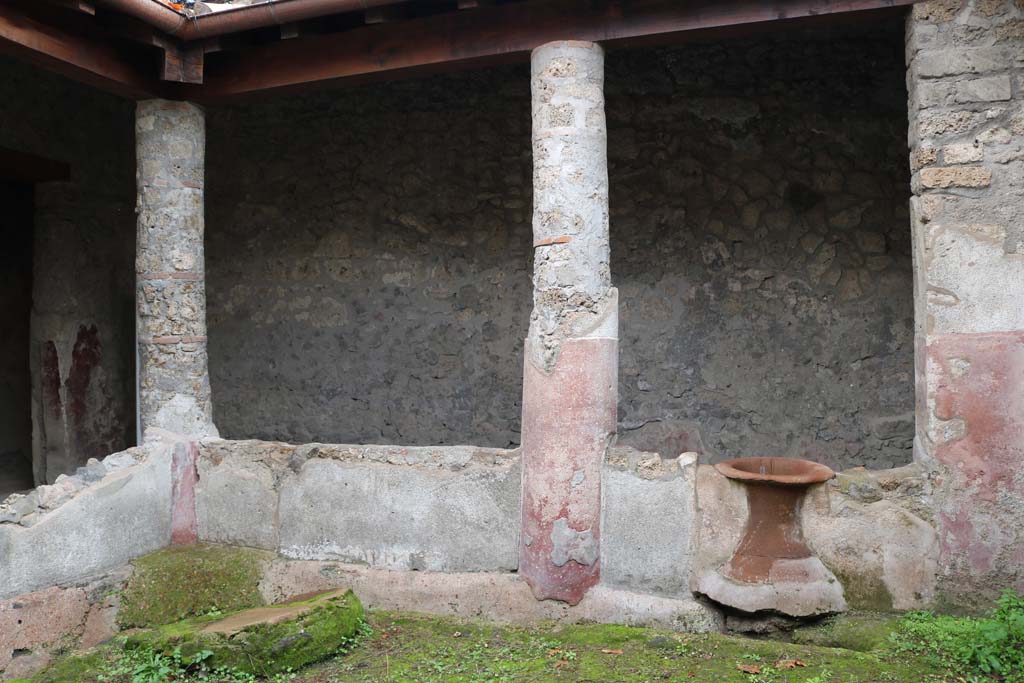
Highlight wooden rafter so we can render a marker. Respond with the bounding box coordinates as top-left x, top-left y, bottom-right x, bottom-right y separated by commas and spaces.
197, 0, 916, 100
0, 0, 917, 101
0, 2, 159, 98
